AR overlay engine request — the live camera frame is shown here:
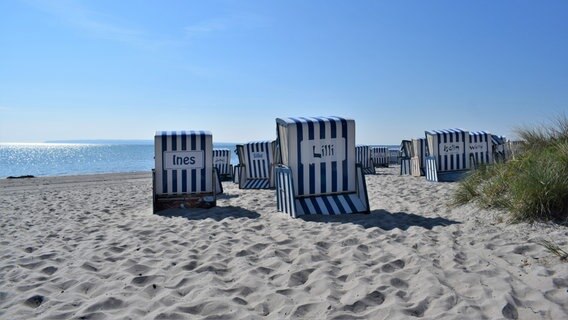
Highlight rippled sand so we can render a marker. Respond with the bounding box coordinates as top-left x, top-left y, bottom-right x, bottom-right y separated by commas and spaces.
1, 168, 567, 319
